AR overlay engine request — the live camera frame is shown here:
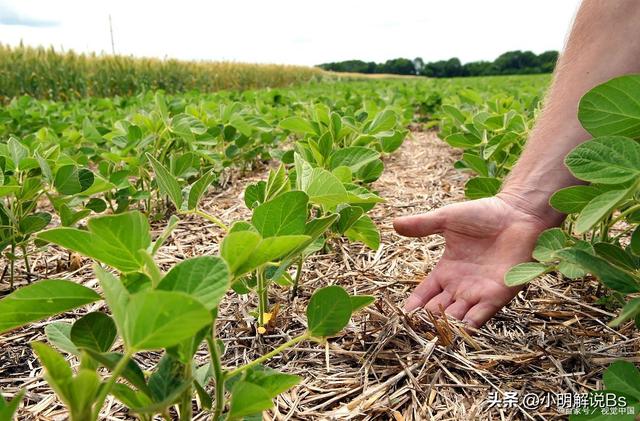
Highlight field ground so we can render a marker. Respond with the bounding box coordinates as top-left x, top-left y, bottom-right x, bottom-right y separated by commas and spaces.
1, 131, 637, 420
